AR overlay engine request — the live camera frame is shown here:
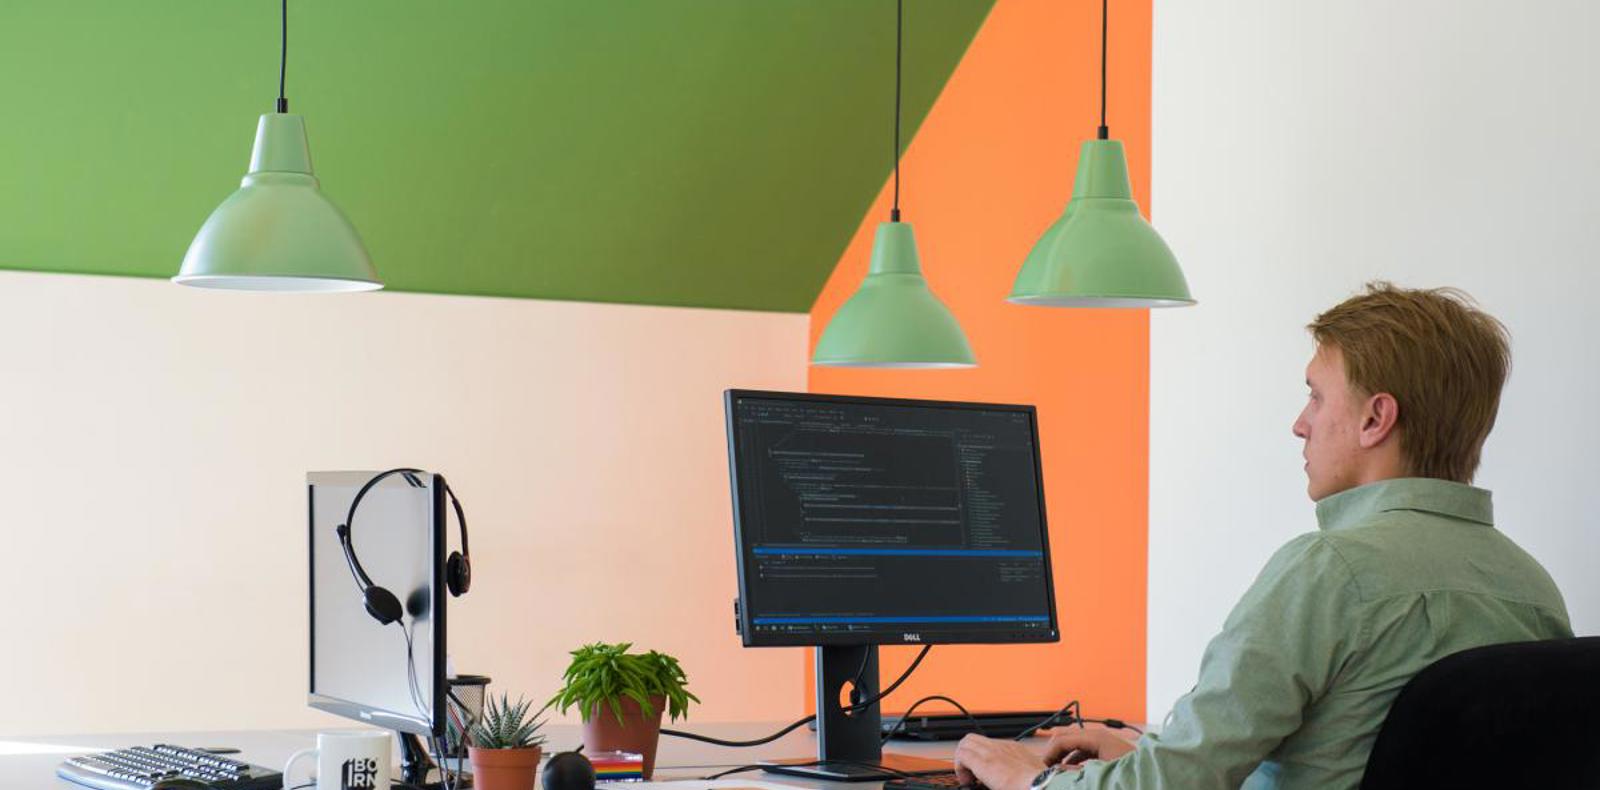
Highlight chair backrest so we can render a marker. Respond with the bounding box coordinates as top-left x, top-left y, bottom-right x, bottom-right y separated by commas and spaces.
1360, 636, 1600, 790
